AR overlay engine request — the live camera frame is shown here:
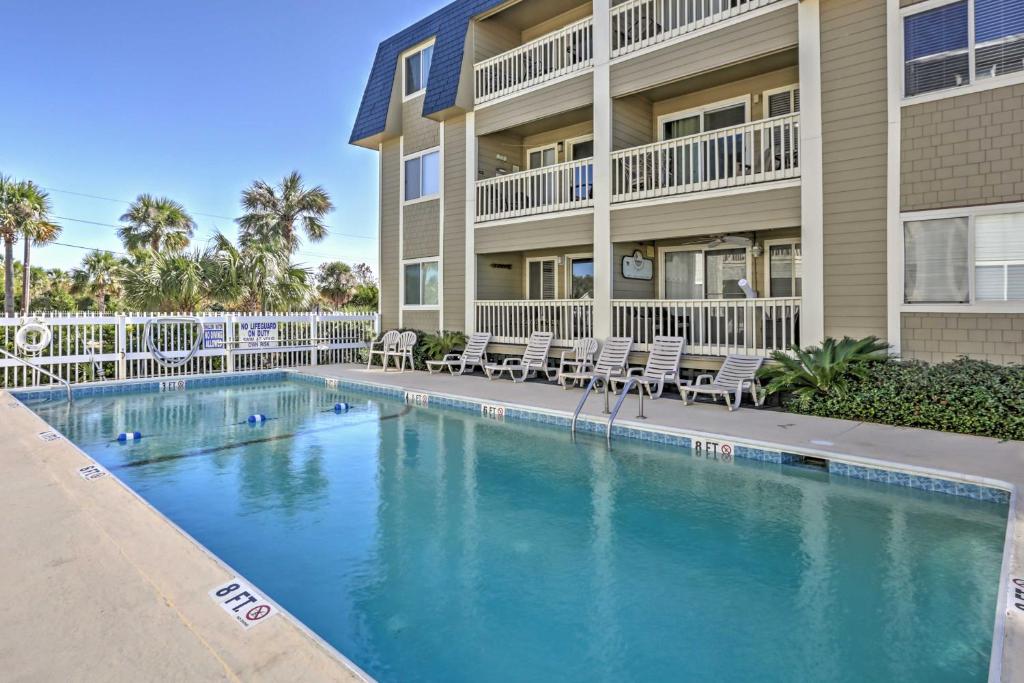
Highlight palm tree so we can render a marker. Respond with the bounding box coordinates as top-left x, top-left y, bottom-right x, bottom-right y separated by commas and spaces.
71, 251, 121, 313
1, 175, 19, 316
122, 248, 215, 311
15, 182, 61, 314
209, 233, 313, 312
317, 261, 355, 308
118, 194, 196, 252
237, 172, 333, 254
